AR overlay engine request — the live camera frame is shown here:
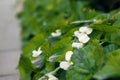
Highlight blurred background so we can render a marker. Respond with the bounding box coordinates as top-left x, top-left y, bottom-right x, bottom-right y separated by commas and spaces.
0, 0, 21, 79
